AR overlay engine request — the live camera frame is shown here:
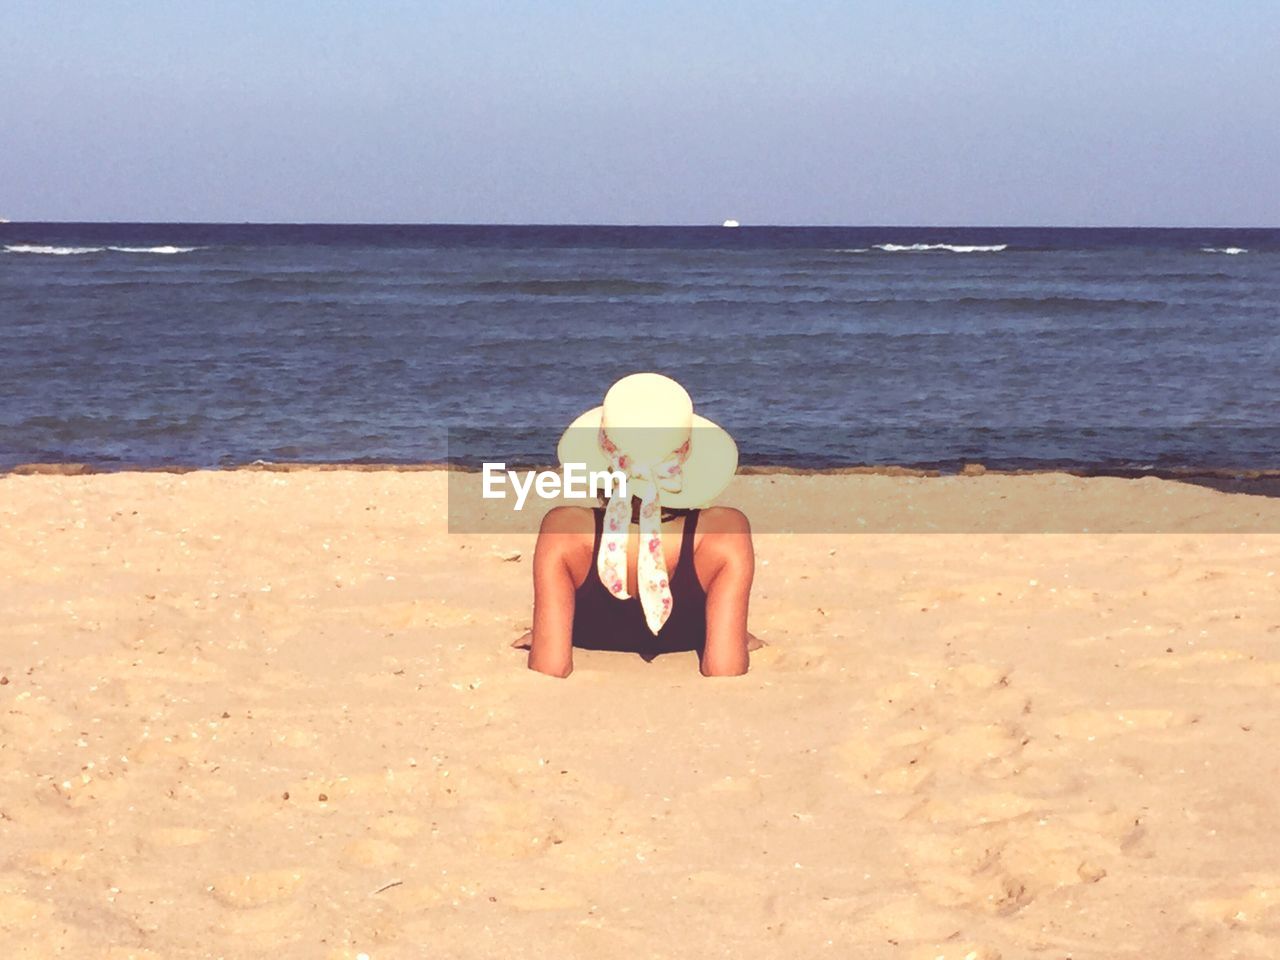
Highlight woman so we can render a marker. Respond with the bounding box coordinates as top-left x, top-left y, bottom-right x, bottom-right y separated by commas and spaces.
516, 372, 758, 677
